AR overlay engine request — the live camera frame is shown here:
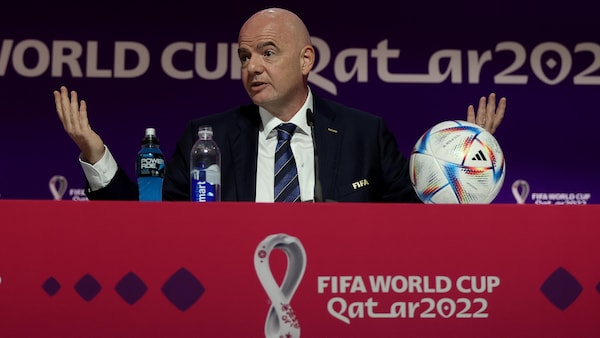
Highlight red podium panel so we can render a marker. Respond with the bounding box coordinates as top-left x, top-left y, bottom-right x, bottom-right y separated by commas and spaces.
0, 200, 599, 337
